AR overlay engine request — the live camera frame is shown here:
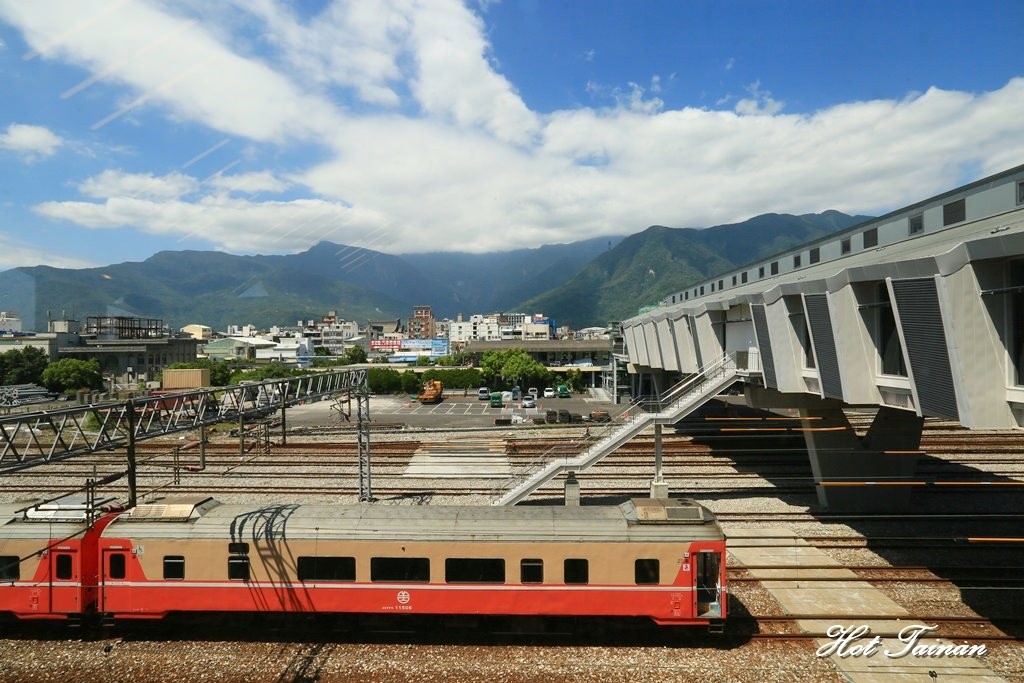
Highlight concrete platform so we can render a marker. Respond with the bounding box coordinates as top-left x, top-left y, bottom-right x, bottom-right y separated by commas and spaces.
764, 579, 909, 617
818, 636, 1004, 683
403, 442, 511, 478
728, 529, 1006, 681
